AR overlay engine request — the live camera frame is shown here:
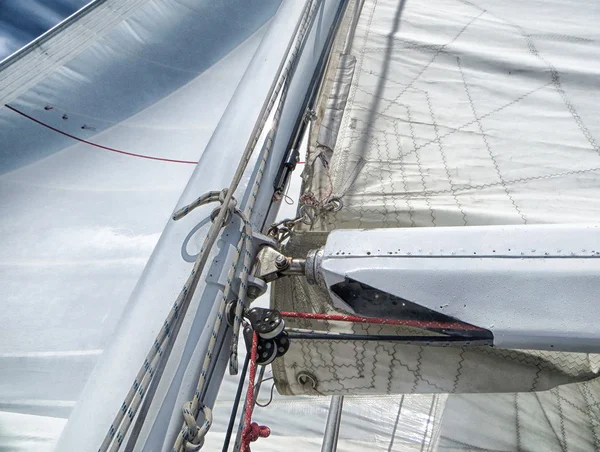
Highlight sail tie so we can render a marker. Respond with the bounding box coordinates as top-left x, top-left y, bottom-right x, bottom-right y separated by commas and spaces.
181, 401, 212, 451
298, 158, 343, 224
